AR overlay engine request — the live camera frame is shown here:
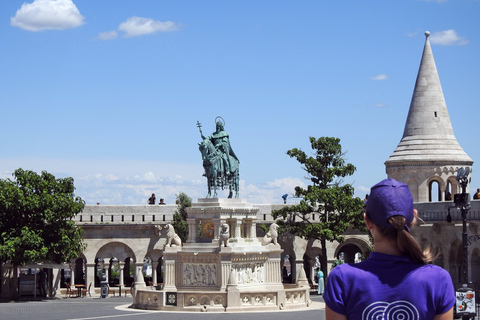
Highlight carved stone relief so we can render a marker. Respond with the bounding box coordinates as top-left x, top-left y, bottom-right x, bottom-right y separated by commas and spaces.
232, 263, 264, 284
183, 263, 217, 286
